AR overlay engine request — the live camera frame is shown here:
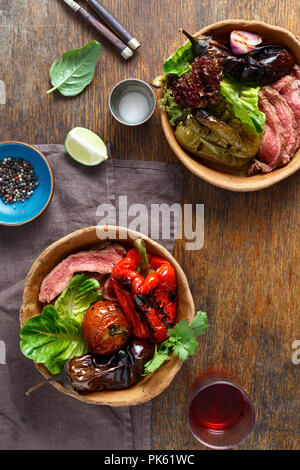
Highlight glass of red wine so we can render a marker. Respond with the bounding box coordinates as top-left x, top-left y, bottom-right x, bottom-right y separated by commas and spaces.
188, 370, 255, 449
